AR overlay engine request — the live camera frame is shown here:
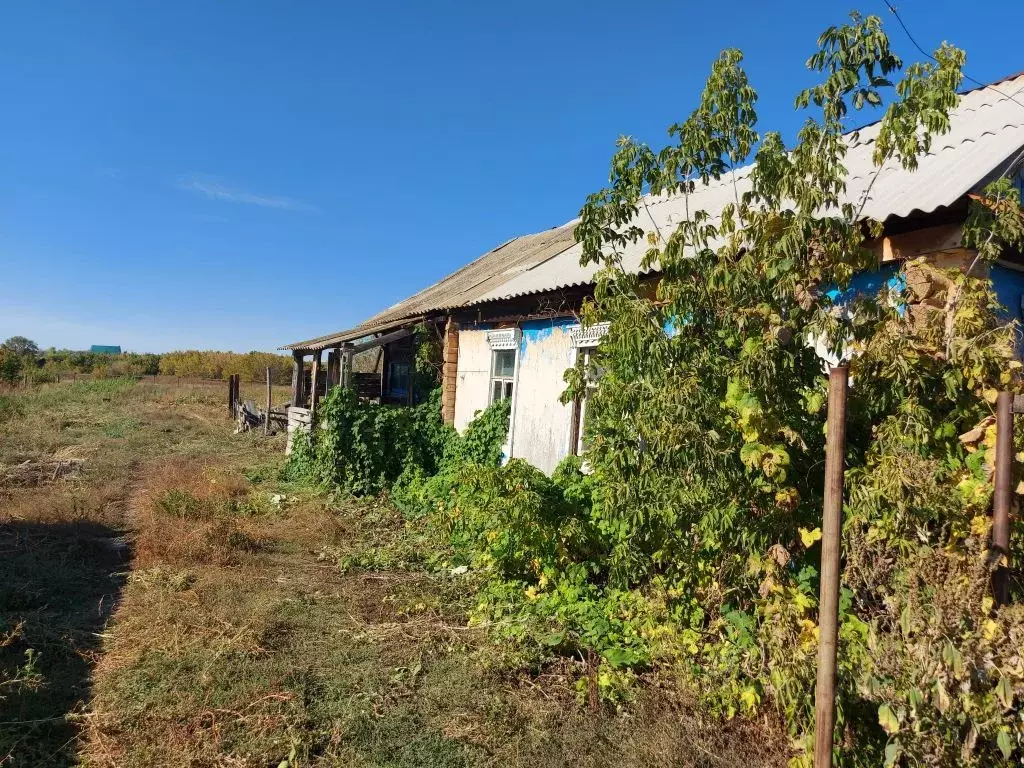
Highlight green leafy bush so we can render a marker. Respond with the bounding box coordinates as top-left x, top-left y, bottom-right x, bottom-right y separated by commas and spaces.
287, 16, 1024, 763
539, 14, 1024, 766
287, 386, 511, 501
